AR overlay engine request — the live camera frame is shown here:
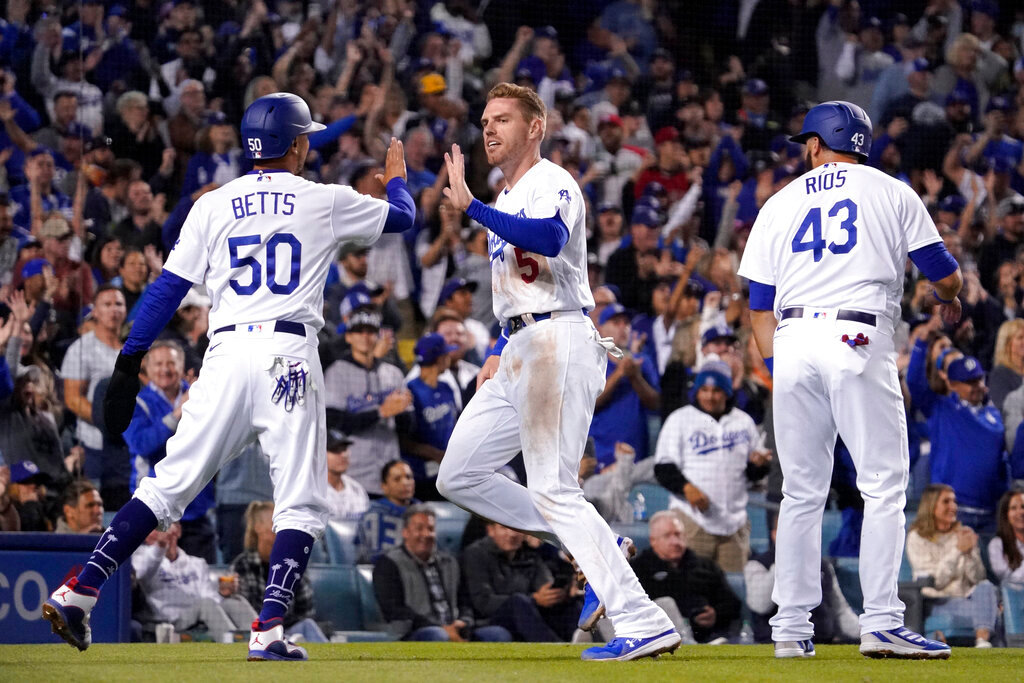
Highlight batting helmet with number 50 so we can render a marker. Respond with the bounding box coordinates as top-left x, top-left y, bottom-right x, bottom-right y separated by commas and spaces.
240, 92, 326, 160
789, 101, 872, 161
